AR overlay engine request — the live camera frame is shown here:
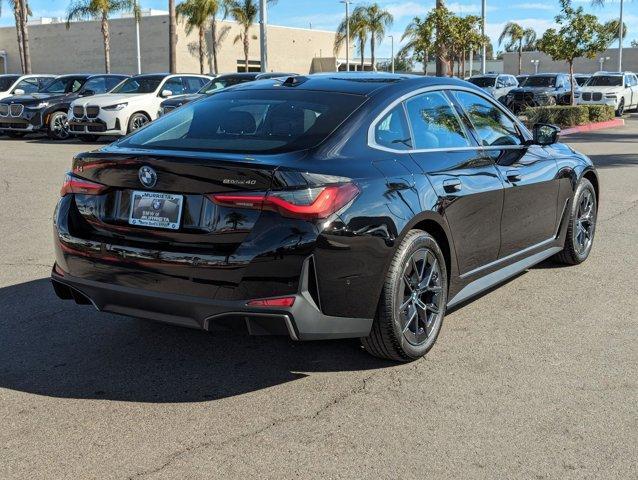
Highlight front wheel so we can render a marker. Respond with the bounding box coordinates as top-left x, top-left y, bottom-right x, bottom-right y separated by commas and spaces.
553, 178, 597, 265
361, 230, 448, 362
47, 111, 70, 140
128, 112, 150, 133
616, 99, 625, 117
